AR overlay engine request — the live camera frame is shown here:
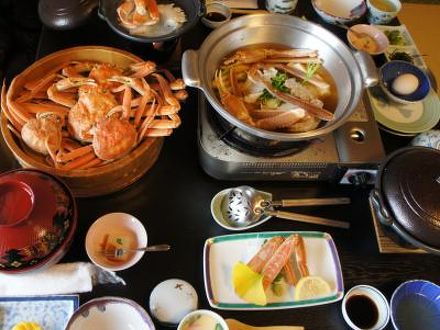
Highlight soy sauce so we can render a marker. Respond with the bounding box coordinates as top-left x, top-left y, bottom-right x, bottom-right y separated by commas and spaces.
205, 12, 227, 22
346, 295, 379, 329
